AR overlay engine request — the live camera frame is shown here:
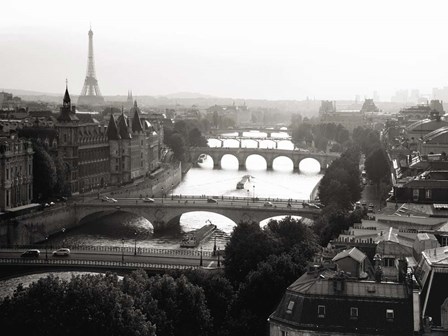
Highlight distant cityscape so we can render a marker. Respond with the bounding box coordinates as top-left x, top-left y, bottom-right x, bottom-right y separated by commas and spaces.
3, 23, 448, 336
